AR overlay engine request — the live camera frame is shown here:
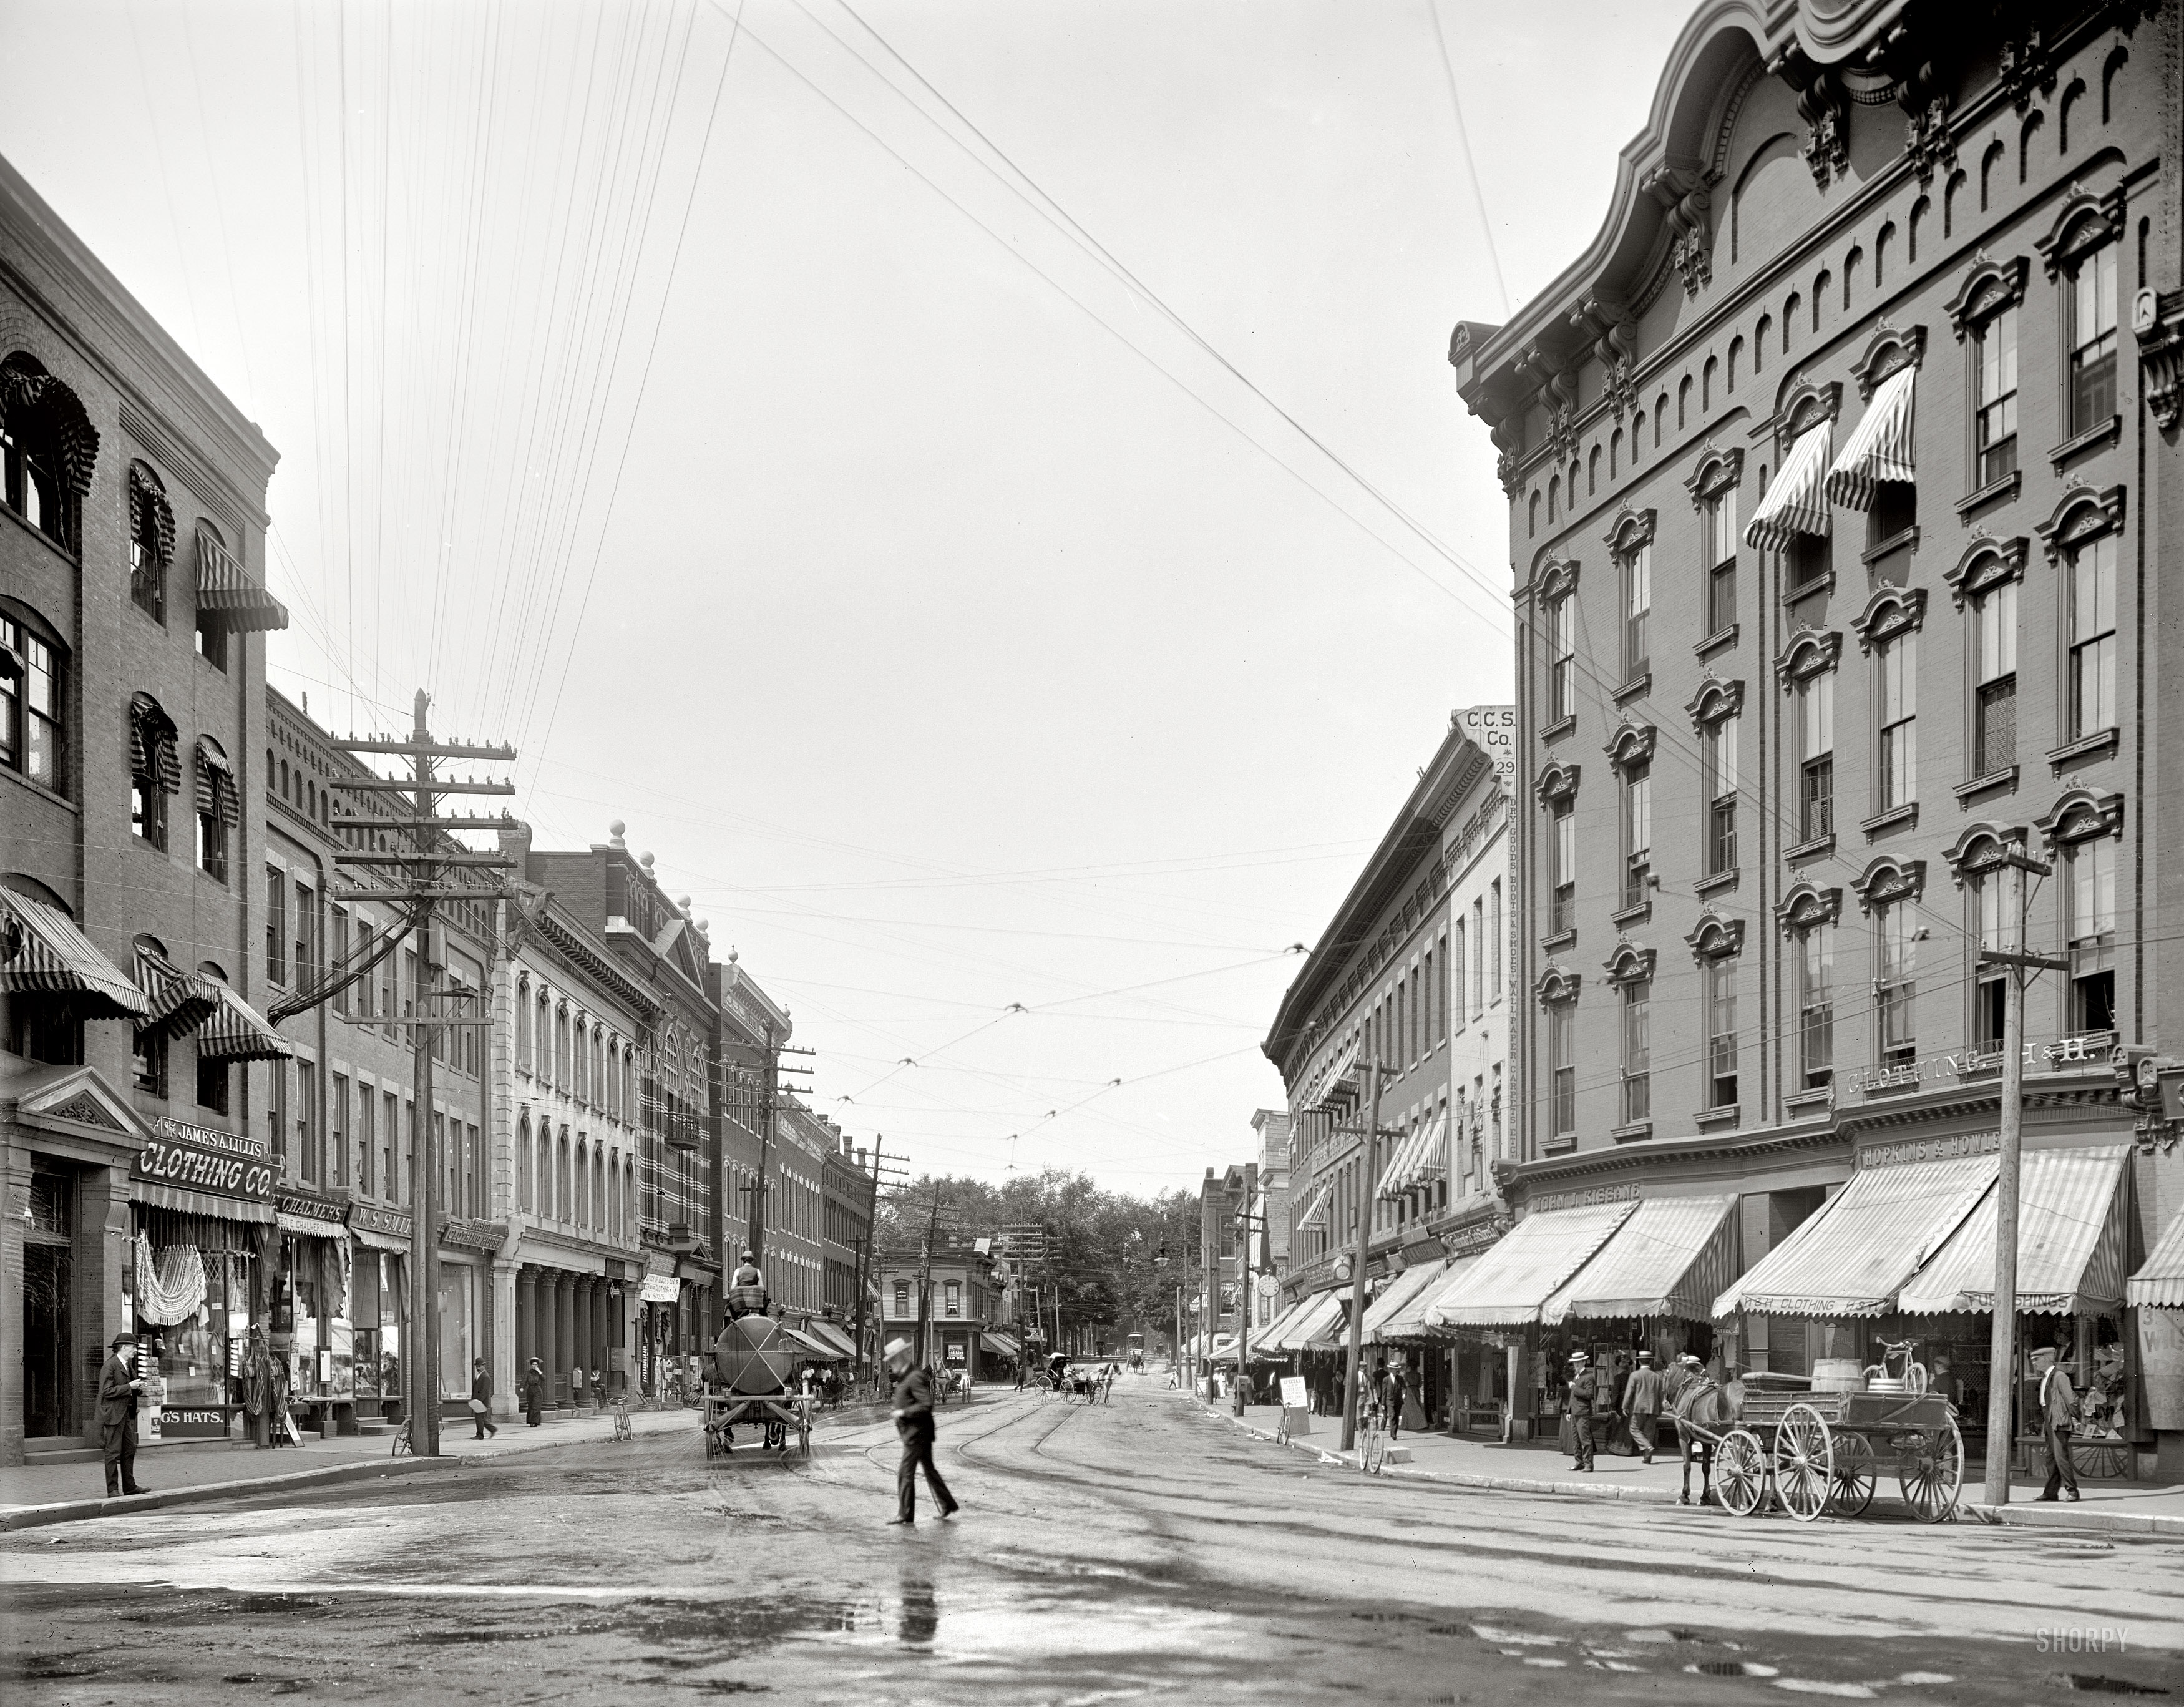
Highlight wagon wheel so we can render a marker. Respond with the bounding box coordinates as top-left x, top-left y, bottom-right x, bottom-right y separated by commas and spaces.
1829, 1429, 1877, 1517
1772, 1403, 1833, 1522
1715, 1427, 1769, 1517
1897, 1416, 1964, 1523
